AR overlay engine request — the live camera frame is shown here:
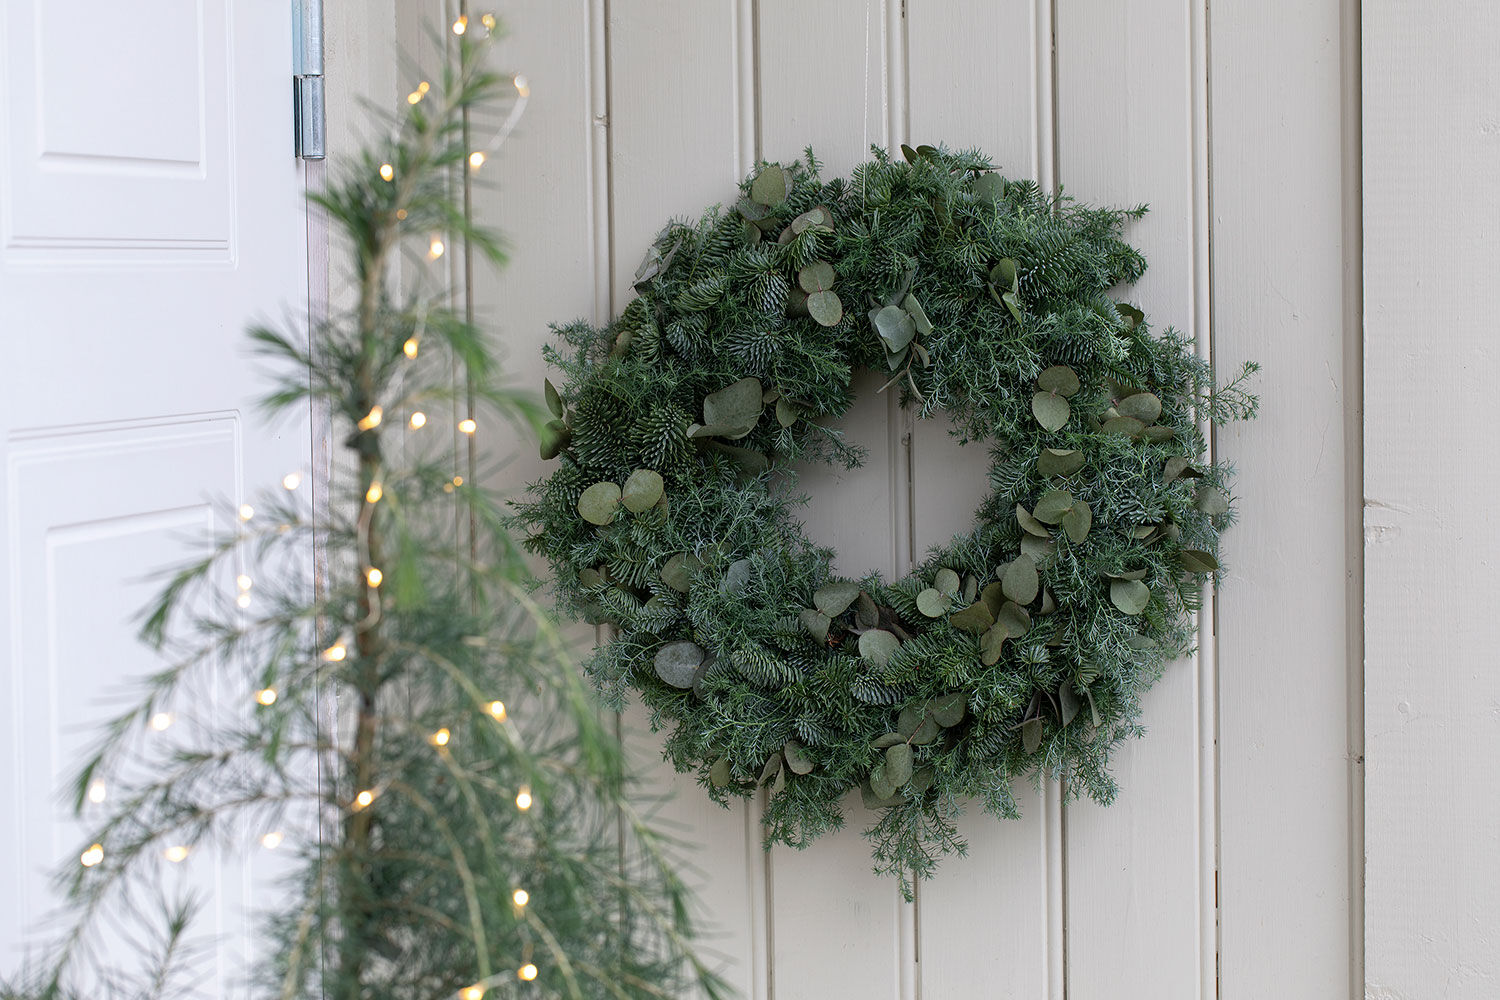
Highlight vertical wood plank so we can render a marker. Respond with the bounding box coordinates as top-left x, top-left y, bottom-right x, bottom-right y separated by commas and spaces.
1211, 1, 1354, 996
904, 2, 1053, 997
755, 3, 903, 998
1052, 3, 1207, 997
604, 4, 760, 994
1363, 3, 1499, 995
